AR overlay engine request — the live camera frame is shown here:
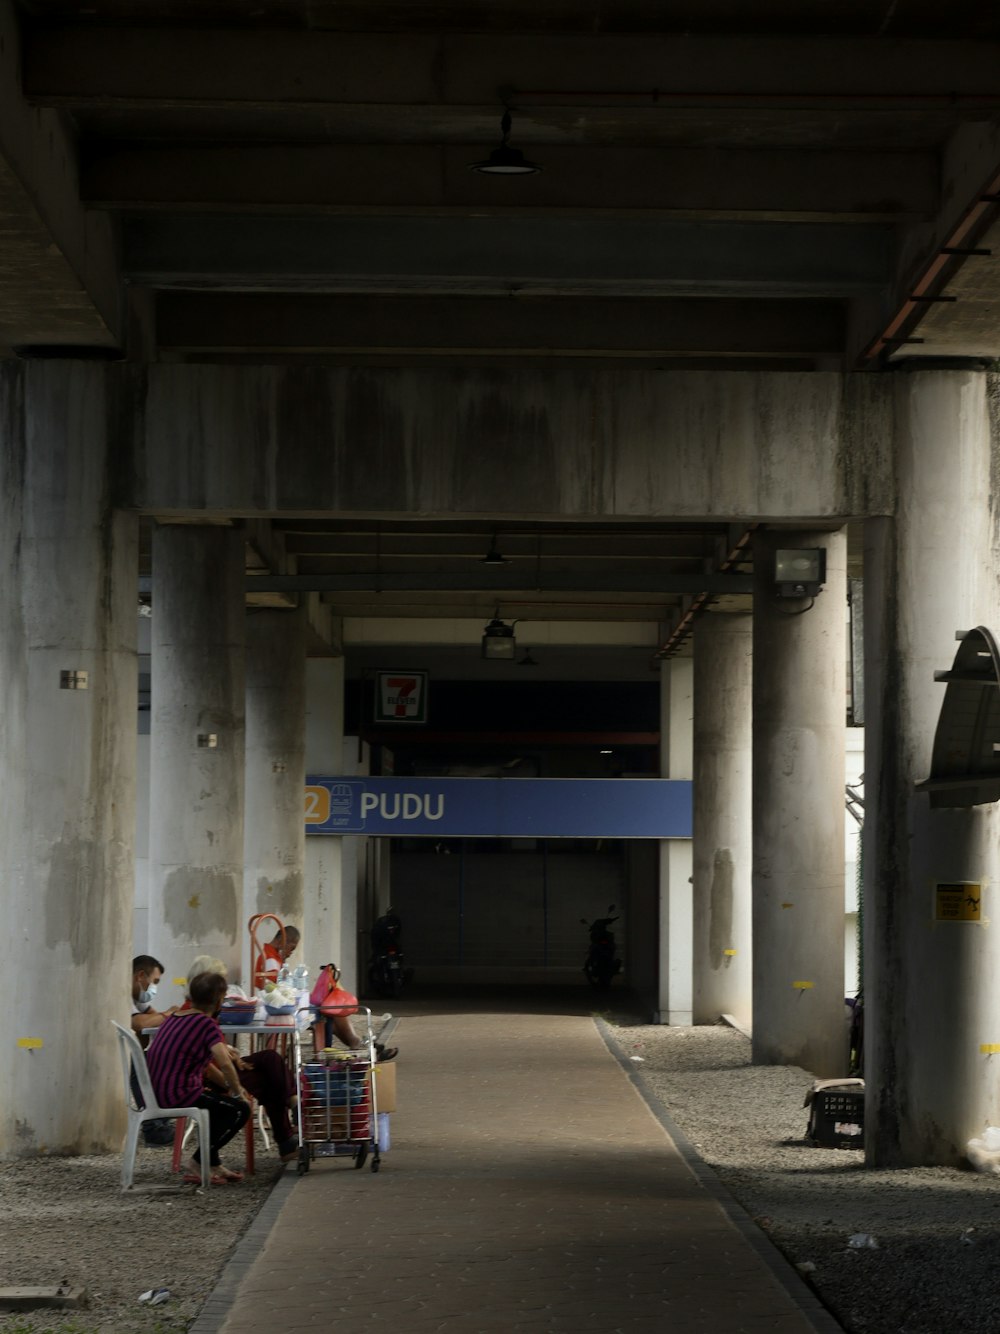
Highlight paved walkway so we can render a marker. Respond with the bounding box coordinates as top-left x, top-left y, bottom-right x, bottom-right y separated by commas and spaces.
199, 1006, 841, 1333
